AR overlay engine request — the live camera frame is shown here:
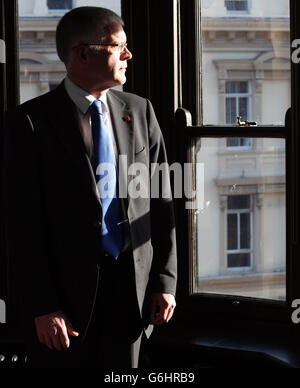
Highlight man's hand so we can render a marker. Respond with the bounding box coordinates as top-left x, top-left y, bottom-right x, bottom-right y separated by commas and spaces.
34, 310, 79, 351
150, 293, 176, 325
